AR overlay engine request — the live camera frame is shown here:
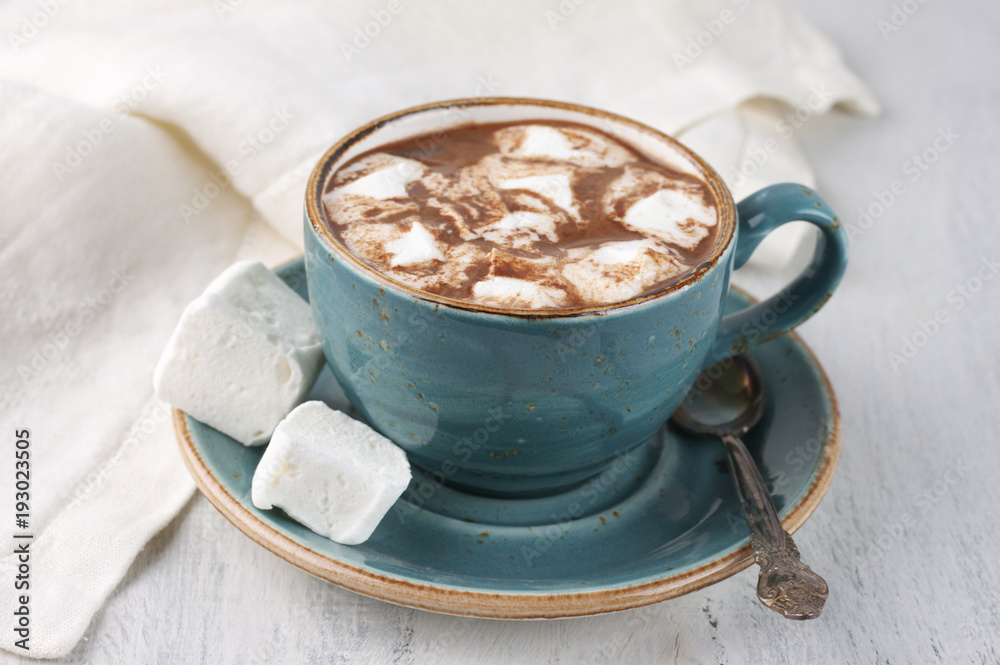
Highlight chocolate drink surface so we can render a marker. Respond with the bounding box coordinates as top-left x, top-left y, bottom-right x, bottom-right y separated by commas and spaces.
321, 121, 720, 309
